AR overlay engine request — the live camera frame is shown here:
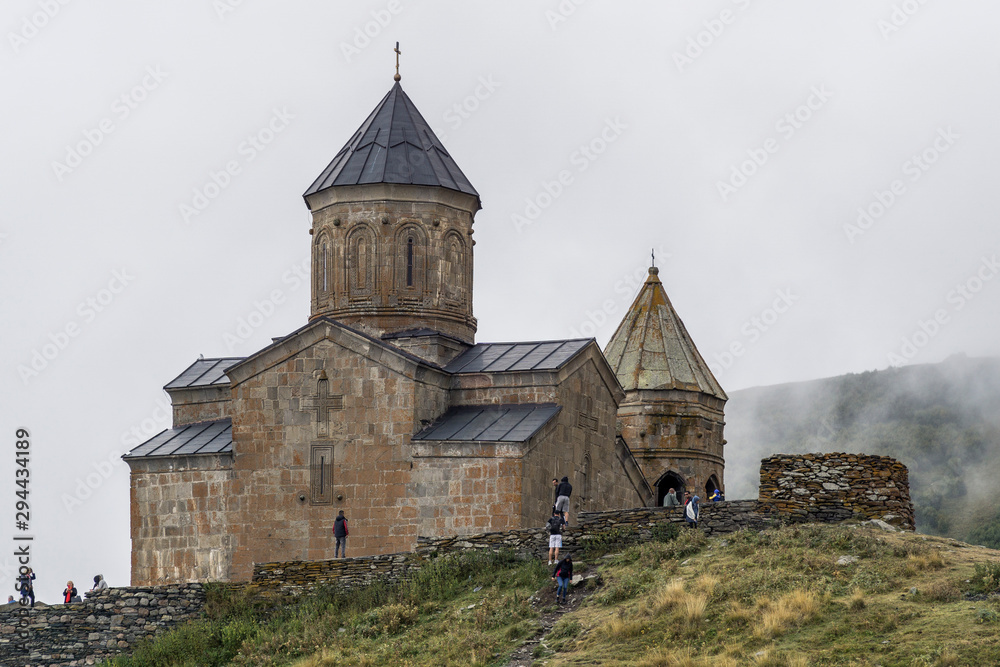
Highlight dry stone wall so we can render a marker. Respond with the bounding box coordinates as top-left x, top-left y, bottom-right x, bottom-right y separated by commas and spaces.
757, 453, 914, 529
0, 584, 205, 667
